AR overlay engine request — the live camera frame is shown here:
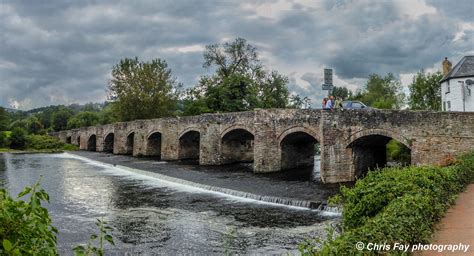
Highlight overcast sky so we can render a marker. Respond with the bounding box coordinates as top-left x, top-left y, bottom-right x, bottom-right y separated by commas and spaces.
1, 0, 473, 110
